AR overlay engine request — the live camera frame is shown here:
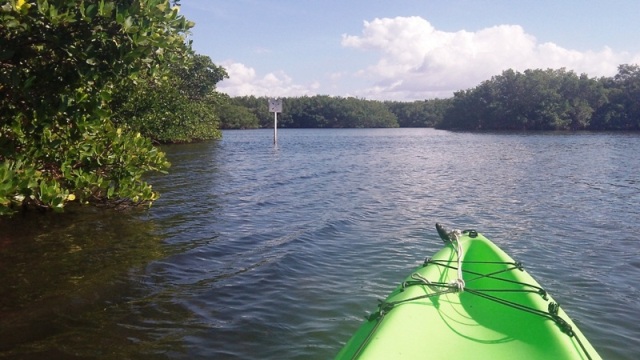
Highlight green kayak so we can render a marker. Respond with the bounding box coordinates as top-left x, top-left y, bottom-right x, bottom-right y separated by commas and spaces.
336, 224, 601, 360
